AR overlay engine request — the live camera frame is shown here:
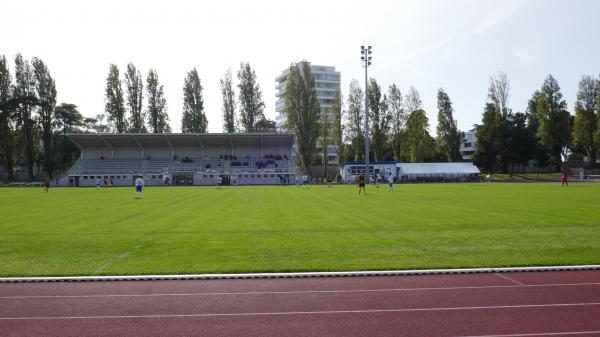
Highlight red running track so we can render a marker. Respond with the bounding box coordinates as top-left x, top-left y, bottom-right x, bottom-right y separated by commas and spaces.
1, 270, 600, 337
